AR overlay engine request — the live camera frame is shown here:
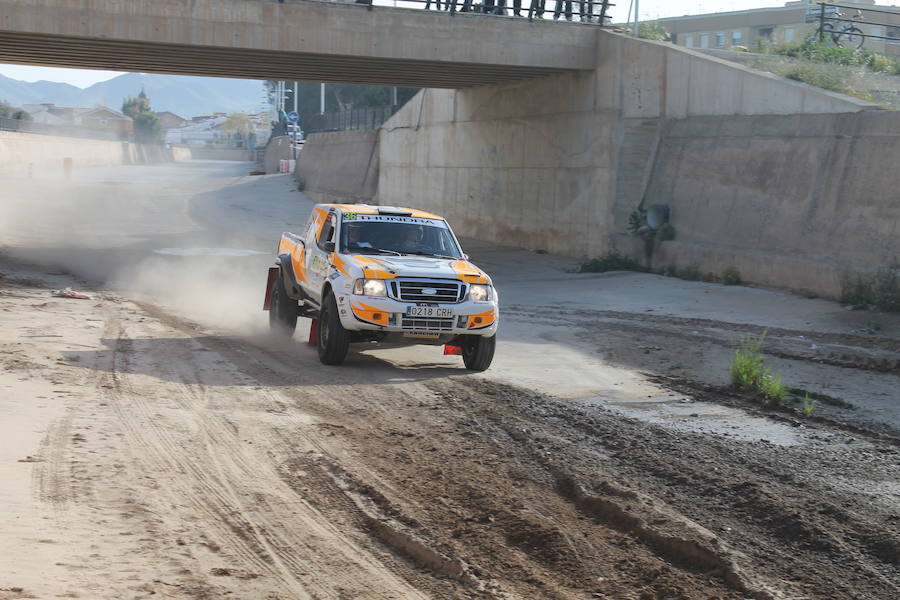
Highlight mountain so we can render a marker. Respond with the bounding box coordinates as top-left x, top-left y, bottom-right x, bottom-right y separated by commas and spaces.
0, 72, 264, 118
